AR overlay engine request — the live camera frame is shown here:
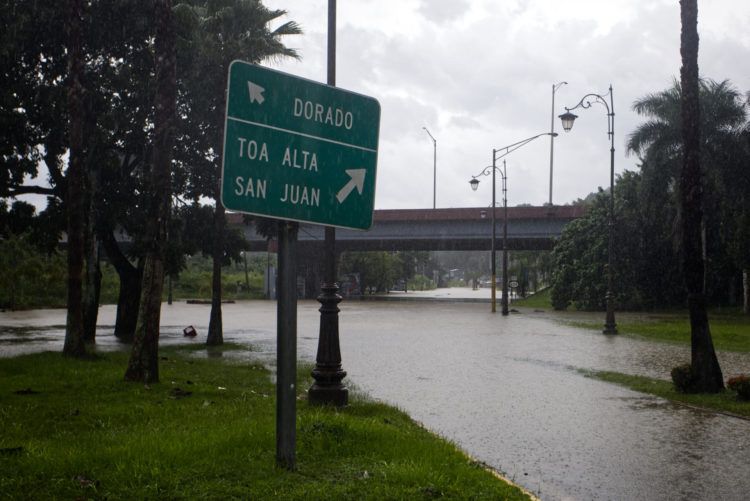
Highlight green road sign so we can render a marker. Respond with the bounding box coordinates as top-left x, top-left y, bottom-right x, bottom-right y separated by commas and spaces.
221, 60, 380, 230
